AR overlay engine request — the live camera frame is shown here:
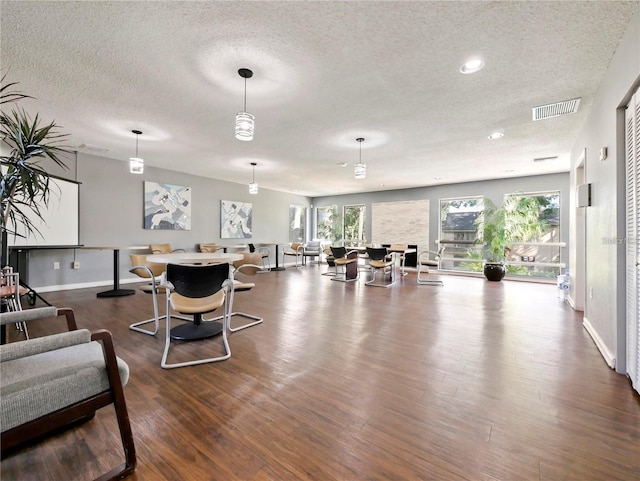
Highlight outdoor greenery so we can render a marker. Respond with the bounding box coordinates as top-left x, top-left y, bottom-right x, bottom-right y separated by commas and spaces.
316, 205, 342, 243
343, 204, 365, 244
475, 193, 549, 263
